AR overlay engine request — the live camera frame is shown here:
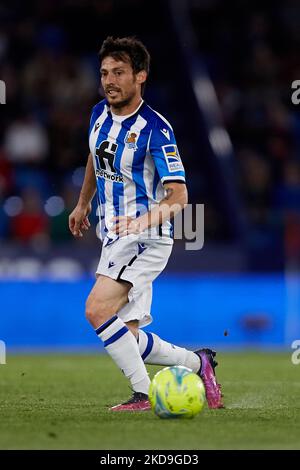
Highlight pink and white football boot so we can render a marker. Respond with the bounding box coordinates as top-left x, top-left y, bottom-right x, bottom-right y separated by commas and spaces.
195, 348, 224, 409
110, 392, 151, 412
